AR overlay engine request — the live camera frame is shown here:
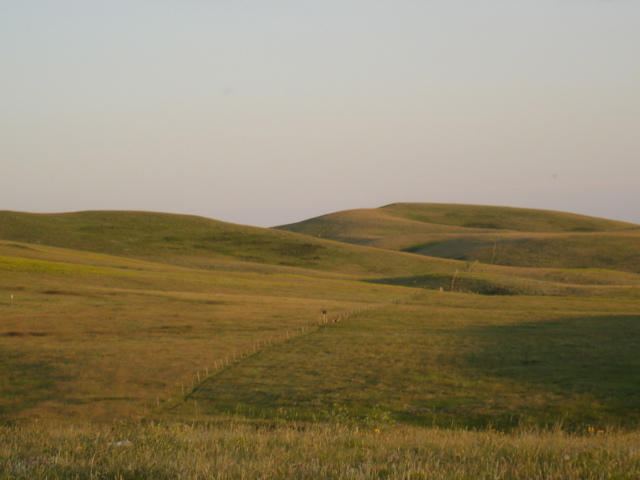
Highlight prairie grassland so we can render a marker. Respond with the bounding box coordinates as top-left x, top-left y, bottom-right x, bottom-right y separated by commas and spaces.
1, 420, 640, 479
379, 203, 638, 232
2, 207, 640, 478
276, 203, 637, 239
339, 230, 640, 281
0, 211, 456, 277
400, 232, 640, 273
187, 292, 640, 431
0, 245, 407, 422
367, 269, 640, 298
2, 242, 639, 429
277, 203, 640, 274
